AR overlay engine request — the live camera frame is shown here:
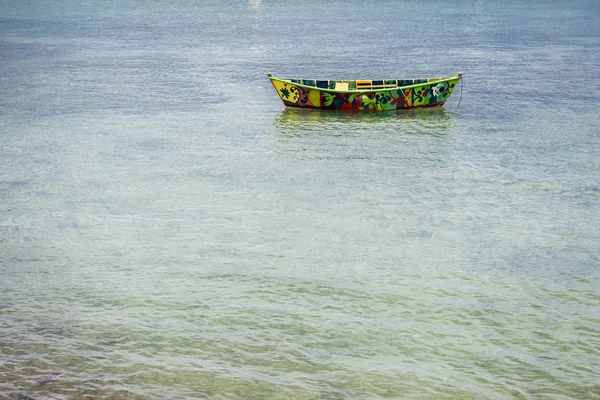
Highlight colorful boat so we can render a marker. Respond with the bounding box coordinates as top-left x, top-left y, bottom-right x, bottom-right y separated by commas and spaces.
268, 72, 462, 111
